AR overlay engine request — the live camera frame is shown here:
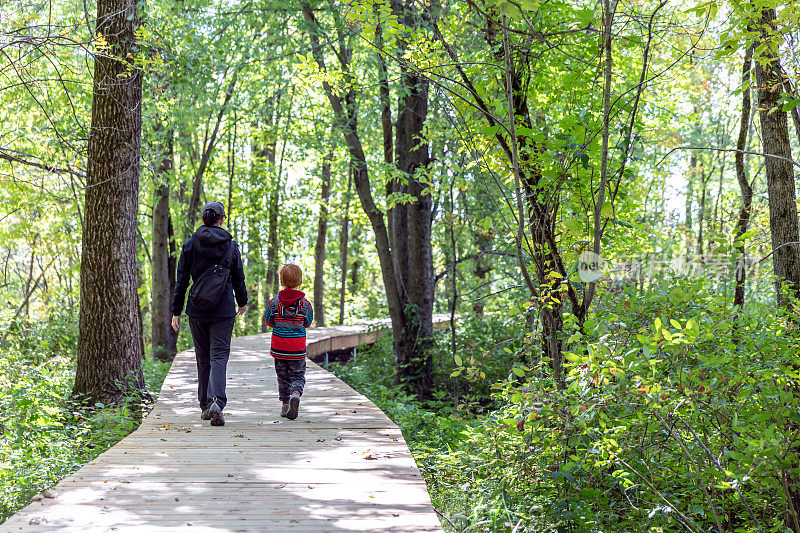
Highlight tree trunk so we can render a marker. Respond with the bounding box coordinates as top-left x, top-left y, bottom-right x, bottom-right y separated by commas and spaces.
698, 169, 706, 257
151, 123, 177, 361
313, 143, 334, 326
470, 177, 493, 316
135, 254, 146, 359
73, 0, 145, 402
394, 61, 434, 396
686, 153, 695, 232
338, 166, 352, 326
227, 114, 237, 221
447, 170, 459, 409
754, 6, 800, 306
375, 19, 397, 258
733, 44, 753, 313
350, 230, 361, 288
714, 158, 725, 234
166, 217, 177, 355
389, 0, 435, 397
375, 22, 393, 166
259, 94, 281, 332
